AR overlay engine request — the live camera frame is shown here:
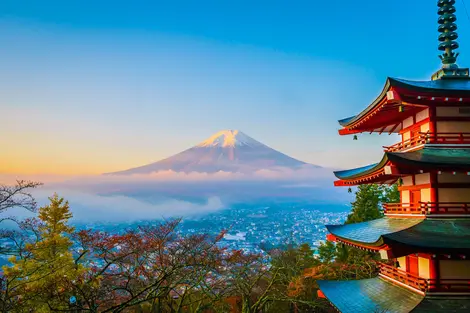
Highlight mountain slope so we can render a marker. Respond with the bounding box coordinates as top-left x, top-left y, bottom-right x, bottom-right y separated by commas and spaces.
106, 130, 319, 175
